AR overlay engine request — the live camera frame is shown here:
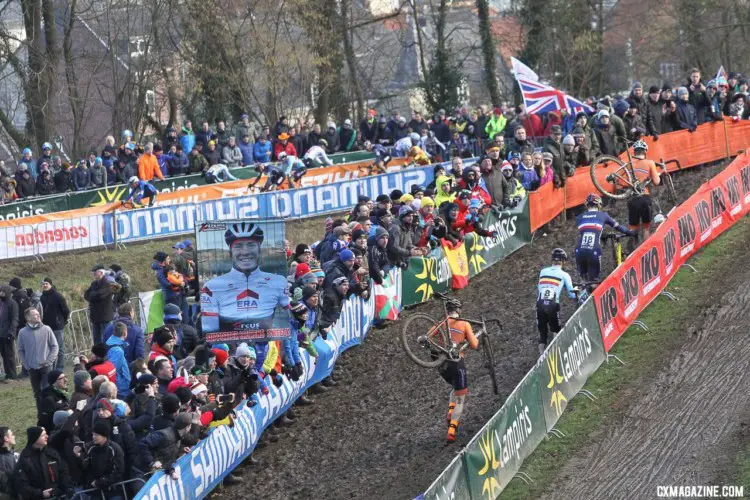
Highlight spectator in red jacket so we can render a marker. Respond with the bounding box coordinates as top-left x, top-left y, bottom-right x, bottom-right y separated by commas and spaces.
274, 133, 297, 160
